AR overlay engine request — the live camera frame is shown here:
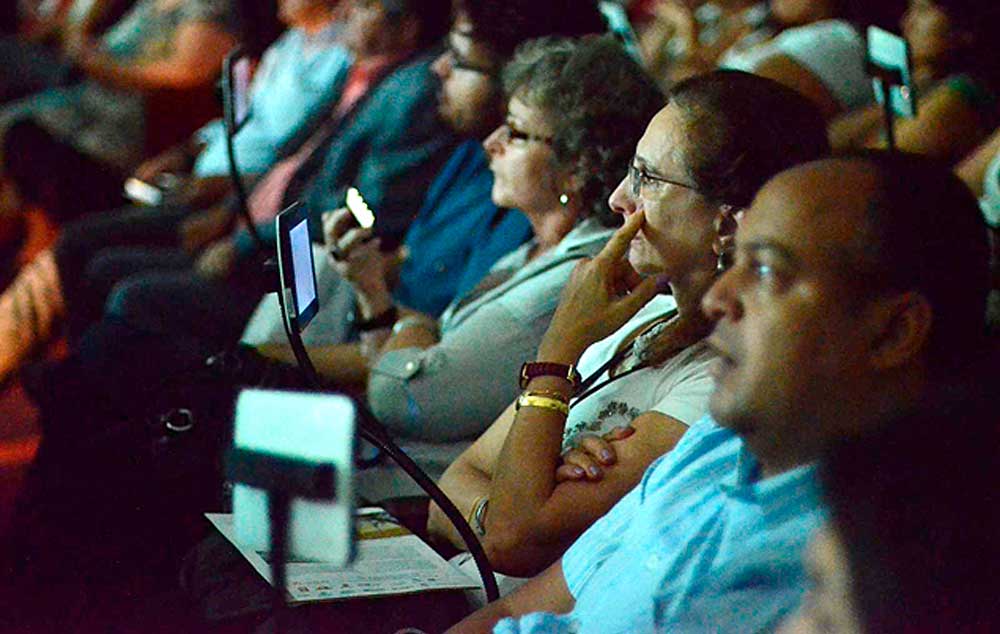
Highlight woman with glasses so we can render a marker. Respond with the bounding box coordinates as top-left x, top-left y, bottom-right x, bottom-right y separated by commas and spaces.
298, 35, 662, 505
429, 70, 830, 583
